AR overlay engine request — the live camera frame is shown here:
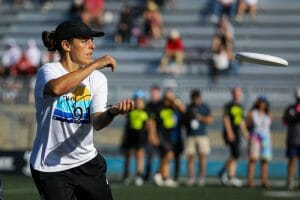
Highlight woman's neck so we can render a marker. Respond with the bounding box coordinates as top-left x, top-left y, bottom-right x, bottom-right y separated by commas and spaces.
60, 55, 80, 72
